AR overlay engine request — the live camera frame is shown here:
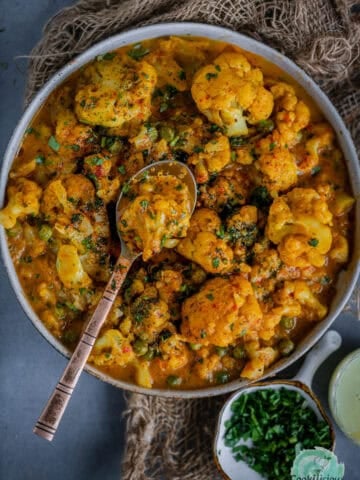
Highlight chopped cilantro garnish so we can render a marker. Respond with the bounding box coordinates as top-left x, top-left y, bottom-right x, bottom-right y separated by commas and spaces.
311, 165, 321, 175
48, 135, 60, 152
97, 52, 116, 61
212, 257, 220, 268
127, 43, 150, 60
178, 70, 186, 80
308, 238, 319, 247
205, 72, 218, 80
118, 165, 126, 175
35, 154, 45, 165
